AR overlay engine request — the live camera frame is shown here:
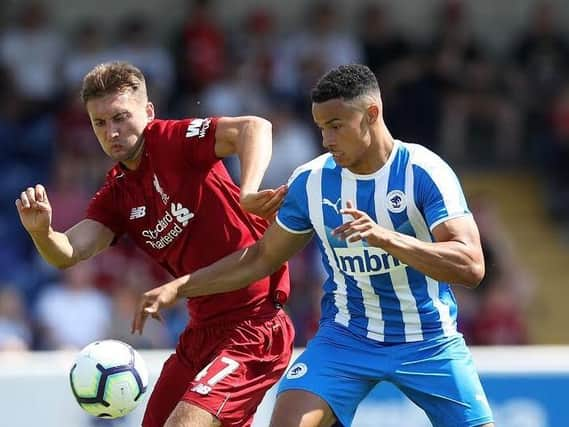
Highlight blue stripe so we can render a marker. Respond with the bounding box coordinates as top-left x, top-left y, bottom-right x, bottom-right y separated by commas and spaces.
348, 179, 376, 334
439, 283, 458, 332
413, 164, 465, 230
413, 165, 446, 226
406, 268, 442, 339
379, 146, 409, 341
354, 178, 404, 342
387, 145, 414, 235
320, 166, 348, 323
277, 170, 312, 231
387, 147, 440, 339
